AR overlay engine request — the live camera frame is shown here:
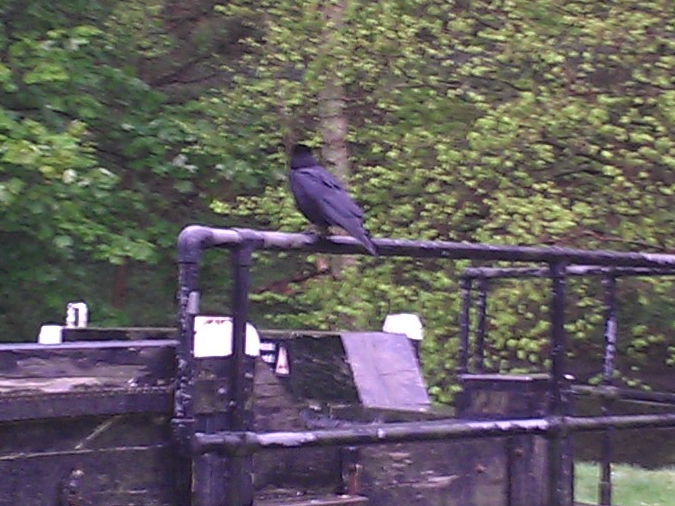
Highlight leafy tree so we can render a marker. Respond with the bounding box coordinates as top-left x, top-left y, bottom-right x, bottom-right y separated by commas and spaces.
210, 0, 675, 401
0, 0, 247, 337
2, 0, 674, 402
